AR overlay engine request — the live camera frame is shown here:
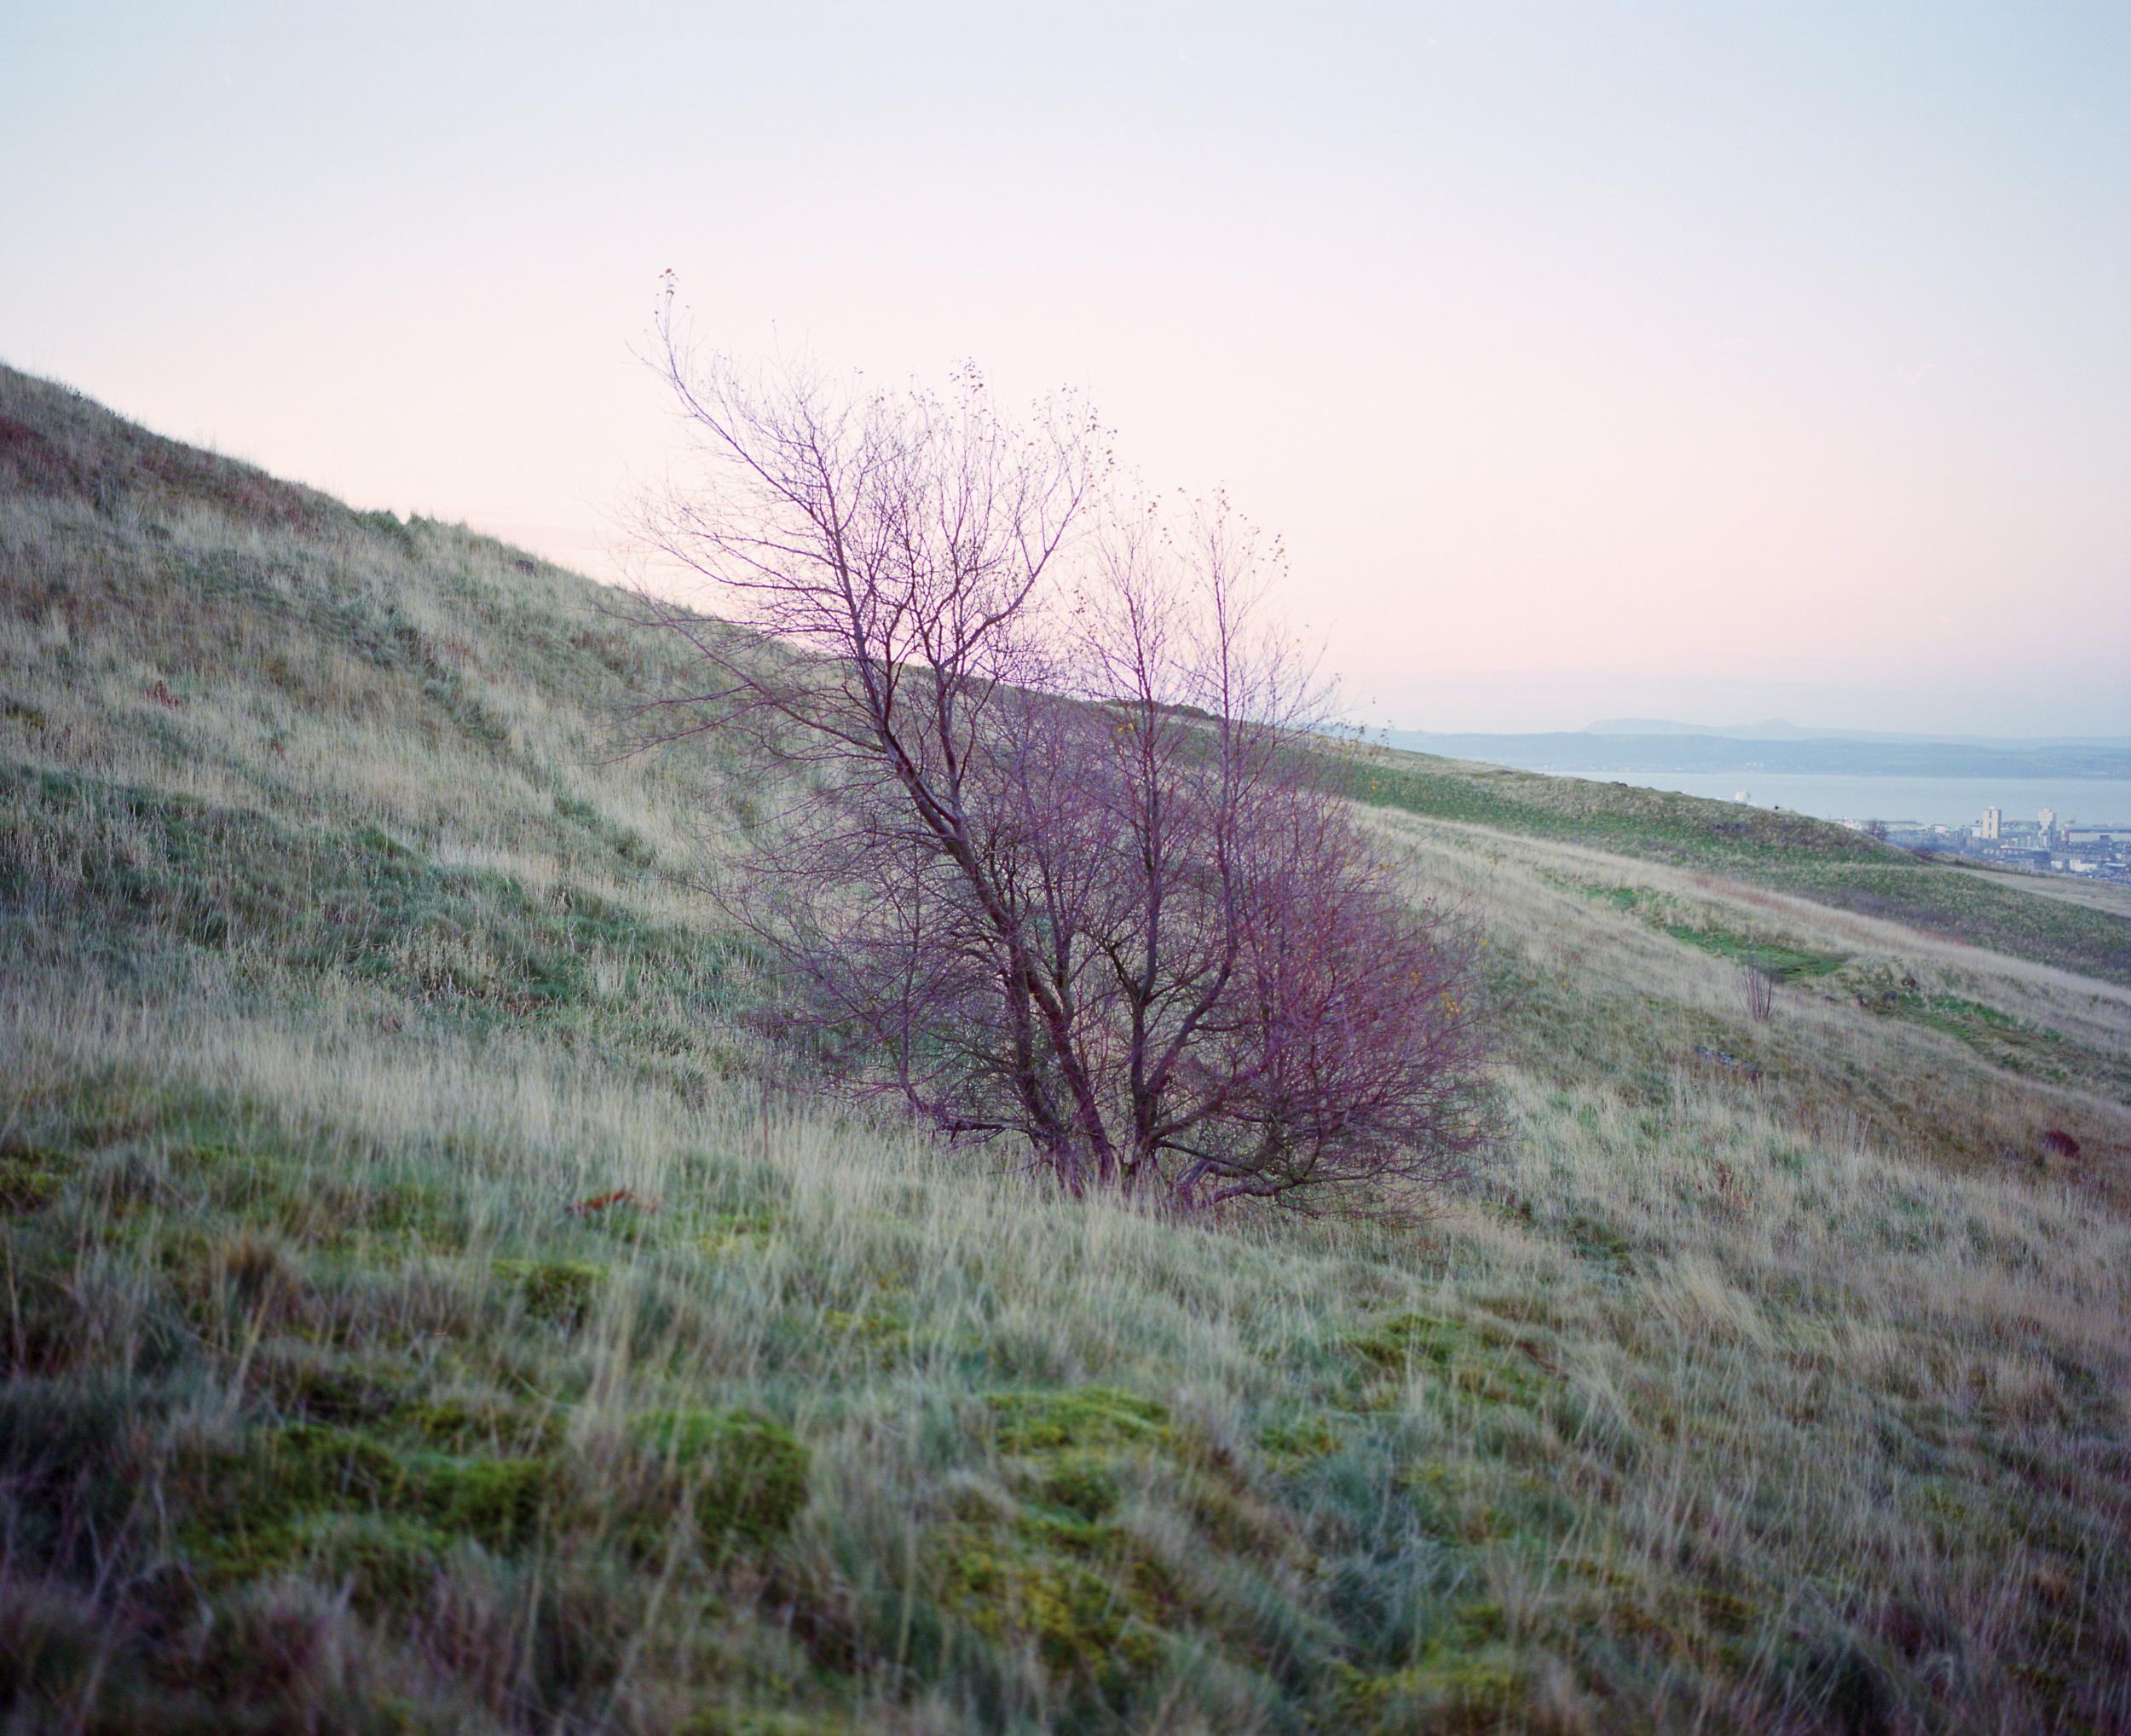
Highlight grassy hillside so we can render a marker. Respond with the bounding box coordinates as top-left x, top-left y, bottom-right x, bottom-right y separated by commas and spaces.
2, 363, 2128, 1734
1333, 742, 2131, 989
